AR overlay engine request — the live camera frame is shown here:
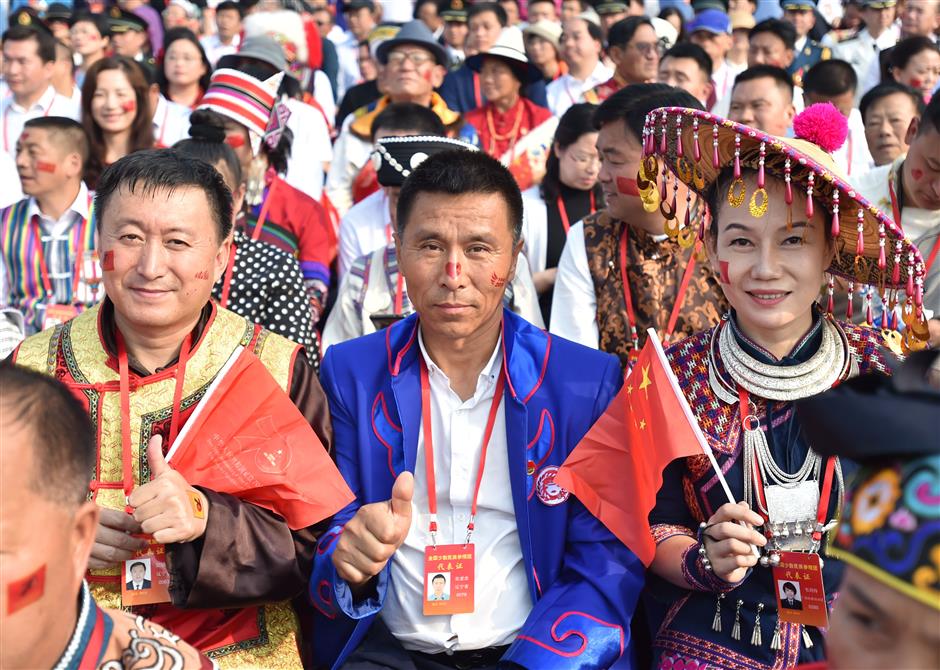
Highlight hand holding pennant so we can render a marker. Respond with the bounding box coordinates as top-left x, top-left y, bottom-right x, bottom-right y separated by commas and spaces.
555, 329, 761, 569
163, 347, 354, 531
